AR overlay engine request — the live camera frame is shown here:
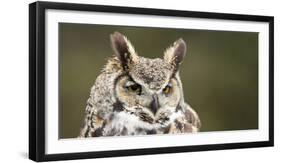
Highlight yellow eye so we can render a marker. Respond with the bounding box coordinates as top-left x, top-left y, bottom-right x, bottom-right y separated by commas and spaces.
127, 84, 142, 94
163, 85, 172, 94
